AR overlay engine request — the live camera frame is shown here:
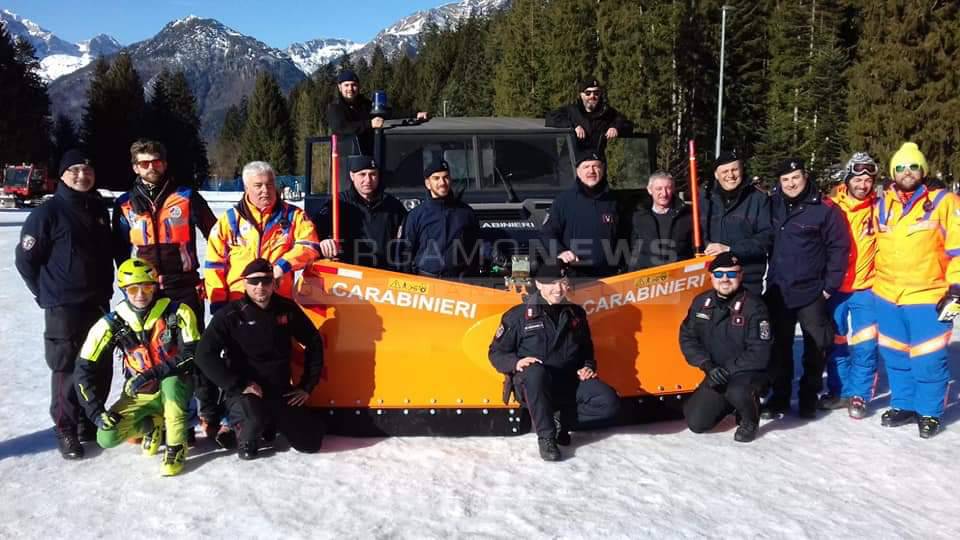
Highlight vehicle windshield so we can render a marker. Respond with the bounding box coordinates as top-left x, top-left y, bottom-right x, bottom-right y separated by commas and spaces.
3, 167, 29, 186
